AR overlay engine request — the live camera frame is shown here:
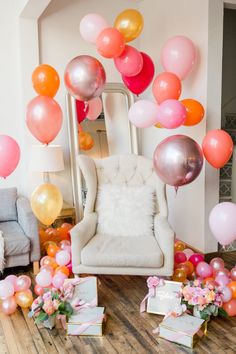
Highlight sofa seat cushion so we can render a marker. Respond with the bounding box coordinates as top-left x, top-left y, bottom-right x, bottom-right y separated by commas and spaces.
0, 221, 30, 256
0, 188, 17, 222
81, 234, 163, 268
